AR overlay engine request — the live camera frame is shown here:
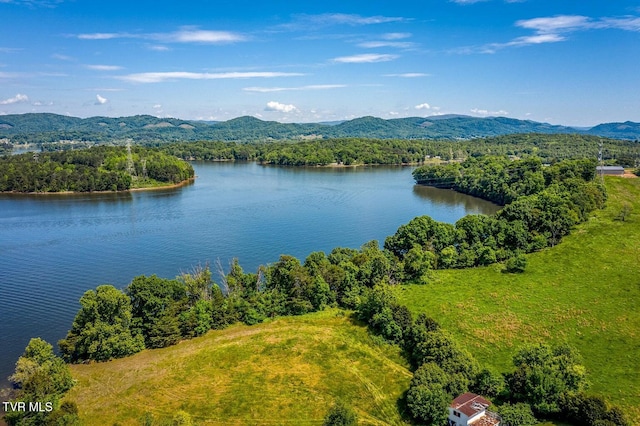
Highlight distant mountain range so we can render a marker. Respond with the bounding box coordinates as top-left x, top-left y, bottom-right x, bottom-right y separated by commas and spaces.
0, 113, 639, 144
